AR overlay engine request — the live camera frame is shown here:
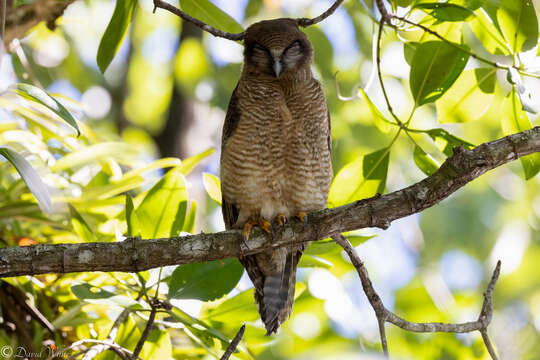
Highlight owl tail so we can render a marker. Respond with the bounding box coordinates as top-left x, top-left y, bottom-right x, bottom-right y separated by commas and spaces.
261, 250, 298, 335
